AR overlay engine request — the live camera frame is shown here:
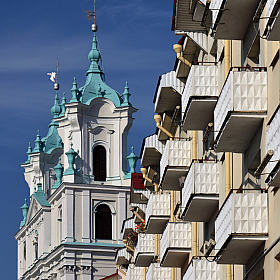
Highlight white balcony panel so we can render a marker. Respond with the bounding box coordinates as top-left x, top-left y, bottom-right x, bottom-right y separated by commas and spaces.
182, 162, 219, 222
210, 0, 261, 39
146, 193, 170, 234
121, 218, 135, 240
154, 71, 185, 113
135, 234, 155, 267
214, 70, 267, 153
160, 140, 191, 190
116, 248, 132, 265
141, 134, 164, 166
215, 192, 268, 264
182, 65, 218, 130
266, 106, 280, 186
186, 32, 208, 53
160, 222, 191, 267
127, 264, 144, 280
183, 258, 220, 280
147, 263, 172, 280
264, 0, 280, 40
